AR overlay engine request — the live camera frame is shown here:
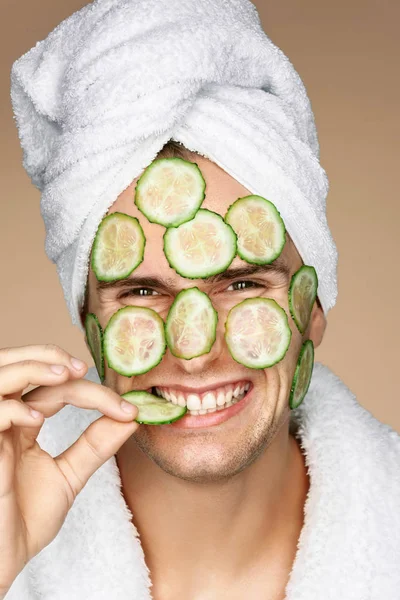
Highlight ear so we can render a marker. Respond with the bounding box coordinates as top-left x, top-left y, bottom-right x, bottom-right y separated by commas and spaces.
307, 300, 327, 348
